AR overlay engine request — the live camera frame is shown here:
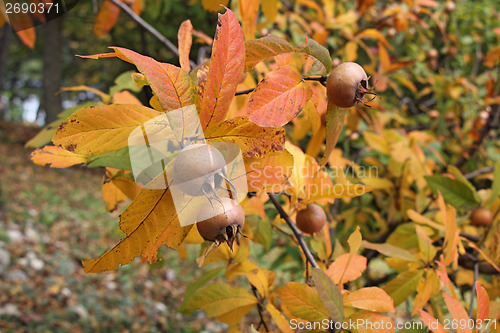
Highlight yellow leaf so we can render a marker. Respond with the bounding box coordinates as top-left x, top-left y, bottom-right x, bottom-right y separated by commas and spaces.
261, 0, 278, 23
345, 40, 358, 62
52, 104, 160, 156
344, 287, 395, 313
102, 178, 128, 212
201, 0, 229, 12
82, 188, 192, 272
244, 150, 294, 193
180, 282, 257, 324
363, 131, 390, 154
360, 177, 393, 190
407, 209, 445, 231
358, 29, 392, 50
278, 282, 329, 322
31, 146, 87, 168
347, 311, 395, 333
320, 101, 347, 166
205, 116, 285, 158
348, 226, 362, 255
265, 303, 294, 333
412, 269, 440, 315
226, 260, 276, 297
238, 0, 259, 39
